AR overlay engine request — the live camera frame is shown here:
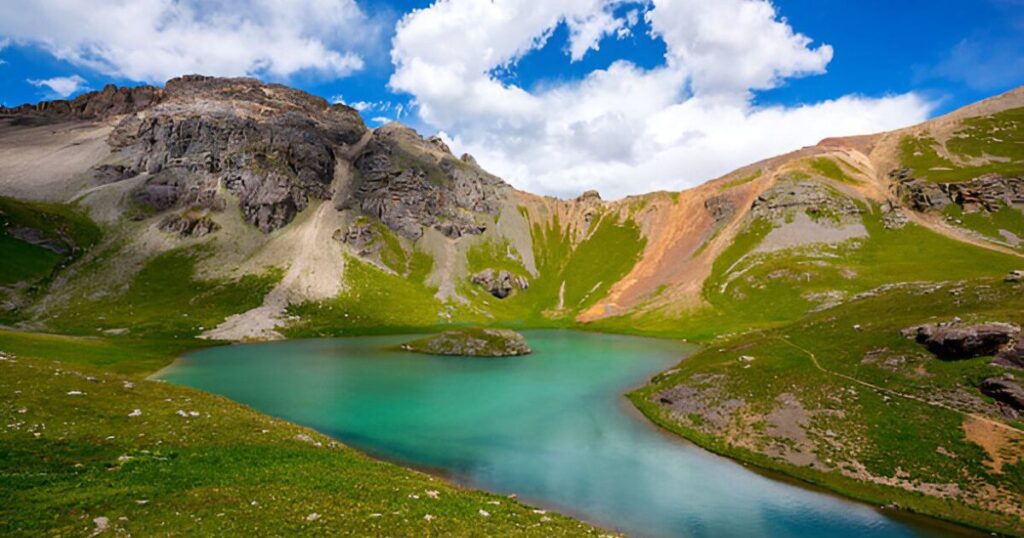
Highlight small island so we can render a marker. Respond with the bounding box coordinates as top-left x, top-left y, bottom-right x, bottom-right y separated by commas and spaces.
399, 328, 532, 357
